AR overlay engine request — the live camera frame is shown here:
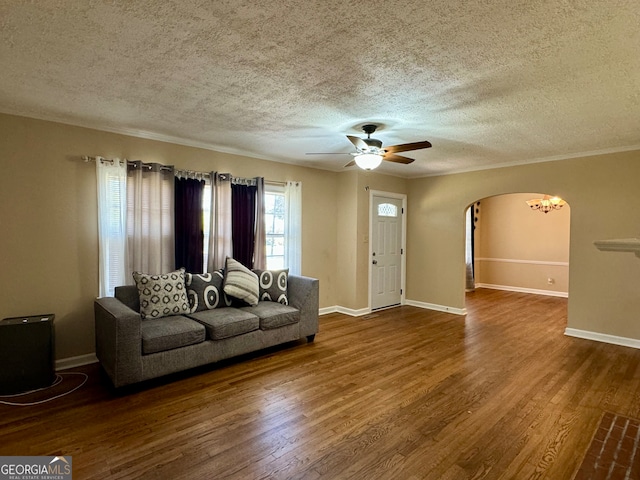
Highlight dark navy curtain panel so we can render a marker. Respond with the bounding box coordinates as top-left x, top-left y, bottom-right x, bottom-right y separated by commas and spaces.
231, 183, 257, 268
174, 177, 205, 273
